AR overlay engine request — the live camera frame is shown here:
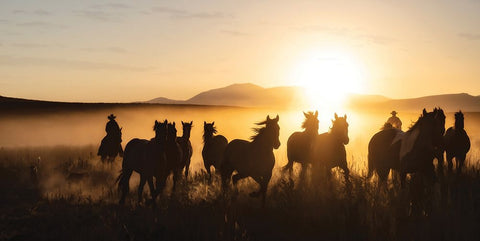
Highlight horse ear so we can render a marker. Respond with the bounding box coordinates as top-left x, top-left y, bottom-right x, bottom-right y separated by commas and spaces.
334, 113, 338, 119
190, 121, 193, 125
173, 122, 175, 127
303, 112, 308, 118
314, 110, 318, 118
182, 121, 184, 125
164, 119, 167, 124
204, 121, 206, 125
344, 114, 347, 120
155, 120, 158, 125
423, 108, 427, 115
212, 121, 215, 125
275, 115, 279, 121
267, 115, 271, 121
